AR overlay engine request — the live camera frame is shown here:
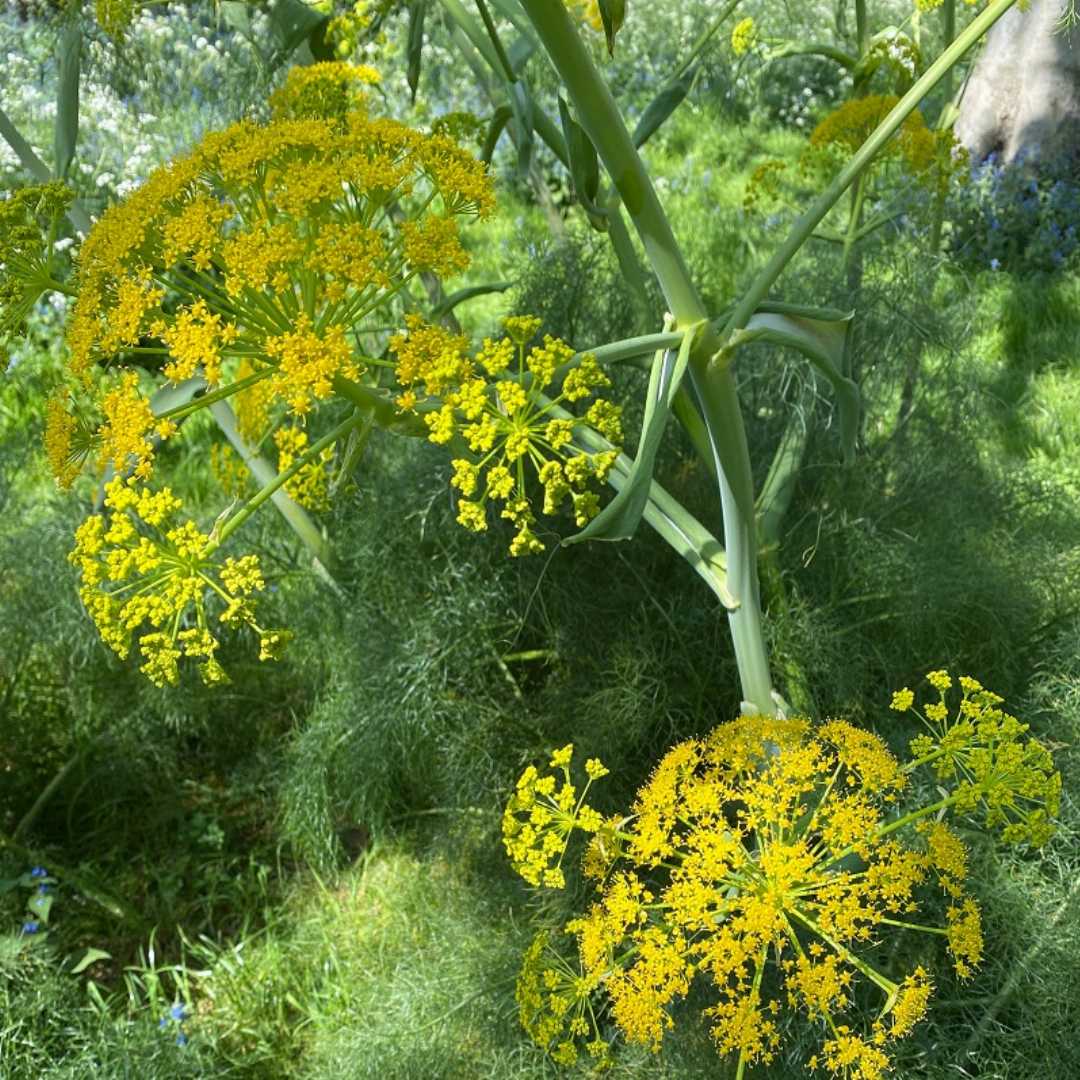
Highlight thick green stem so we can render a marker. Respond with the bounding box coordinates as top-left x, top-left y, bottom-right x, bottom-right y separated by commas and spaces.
552, 400, 737, 610
208, 401, 340, 580
520, 0, 777, 714
728, 0, 1018, 333
855, 0, 869, 57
